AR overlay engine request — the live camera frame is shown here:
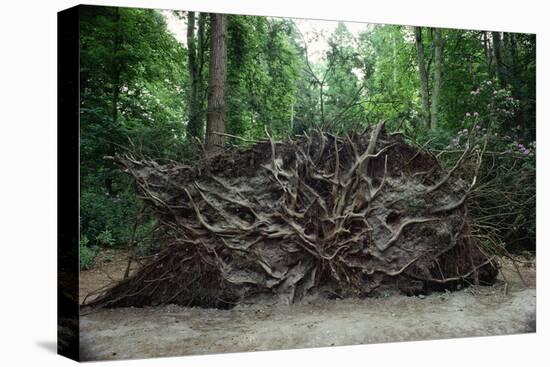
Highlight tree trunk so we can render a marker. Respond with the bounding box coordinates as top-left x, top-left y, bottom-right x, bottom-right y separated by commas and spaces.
482, 31, 492, 75
319, 83, 325, 126
186, 12, 199, 140
111, 8, 122, 125
290, 100, 294, 133
205, 13, 228, 156
106, 7, 122, 196
430, 28, 443, 129
507, 33, 525, 134
186, 12, 207, 142
197, 12, 207, 109
492, 32, 507, 87
392, 29, 397, 85
414, 27, 430, 128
